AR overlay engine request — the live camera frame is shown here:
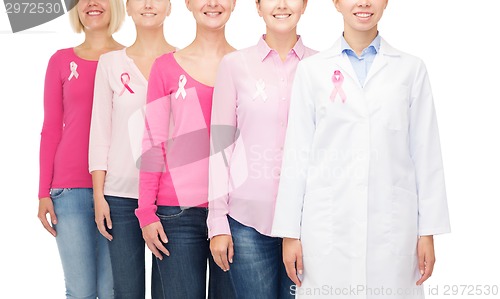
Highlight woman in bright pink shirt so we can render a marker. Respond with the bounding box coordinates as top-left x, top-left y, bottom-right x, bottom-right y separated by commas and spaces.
37, 1, 124, 298
136, 0, 236, 297
208, 0, 316, 298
